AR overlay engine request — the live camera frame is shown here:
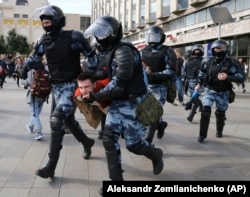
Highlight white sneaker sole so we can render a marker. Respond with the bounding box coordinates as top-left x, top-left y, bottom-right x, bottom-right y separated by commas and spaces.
34, 135, 44, 140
